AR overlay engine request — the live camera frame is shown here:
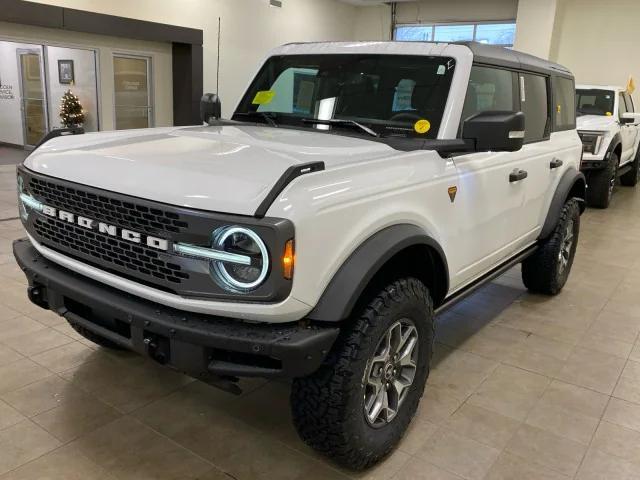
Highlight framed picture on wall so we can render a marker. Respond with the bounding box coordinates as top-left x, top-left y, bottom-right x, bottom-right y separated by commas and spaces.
58, 59, 74, 84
